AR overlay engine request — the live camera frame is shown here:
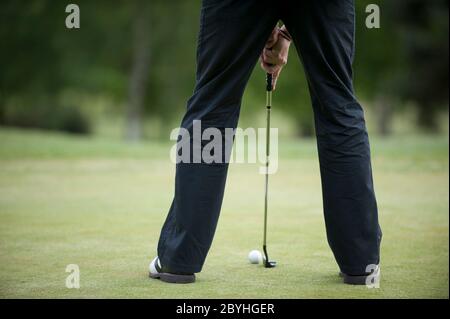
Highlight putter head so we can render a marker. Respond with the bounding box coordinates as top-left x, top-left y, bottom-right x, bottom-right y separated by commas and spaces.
263, 245, 276, 268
